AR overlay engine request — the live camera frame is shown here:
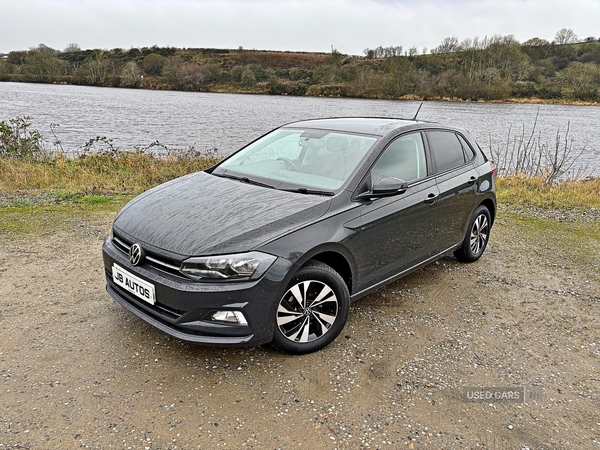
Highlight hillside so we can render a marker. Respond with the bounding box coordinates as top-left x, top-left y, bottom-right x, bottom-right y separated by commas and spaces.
1, 36, 599, 102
